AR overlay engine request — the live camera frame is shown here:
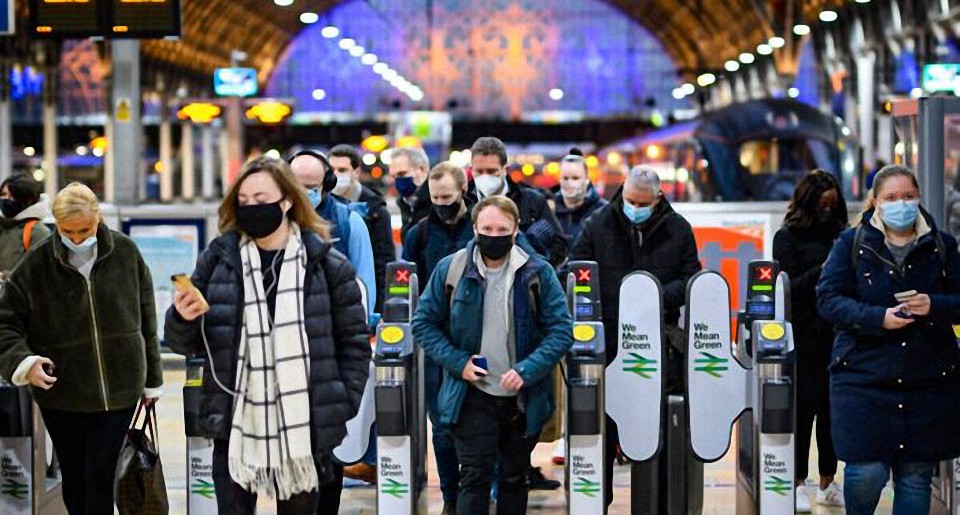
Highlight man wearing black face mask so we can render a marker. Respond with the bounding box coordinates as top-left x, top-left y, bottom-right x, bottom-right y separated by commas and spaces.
0, 174, 51, 273
412, 196, 573, 515
401, 162, 474, 512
